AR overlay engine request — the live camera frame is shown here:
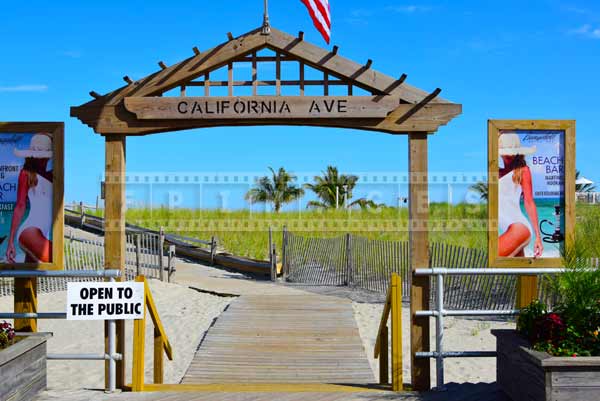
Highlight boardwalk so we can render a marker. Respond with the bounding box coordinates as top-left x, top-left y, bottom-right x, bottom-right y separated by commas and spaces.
182, 294, 375, 384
